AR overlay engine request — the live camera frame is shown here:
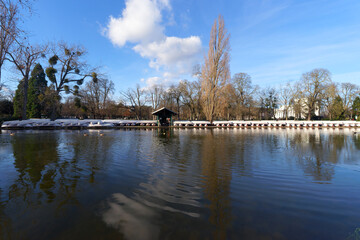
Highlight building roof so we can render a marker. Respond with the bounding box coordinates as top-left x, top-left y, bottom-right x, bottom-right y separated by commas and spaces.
152, 107, 177, 116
